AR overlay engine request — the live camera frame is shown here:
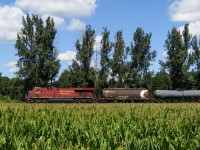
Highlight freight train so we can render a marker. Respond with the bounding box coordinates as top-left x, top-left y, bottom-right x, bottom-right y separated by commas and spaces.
26, 87, 200, 103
